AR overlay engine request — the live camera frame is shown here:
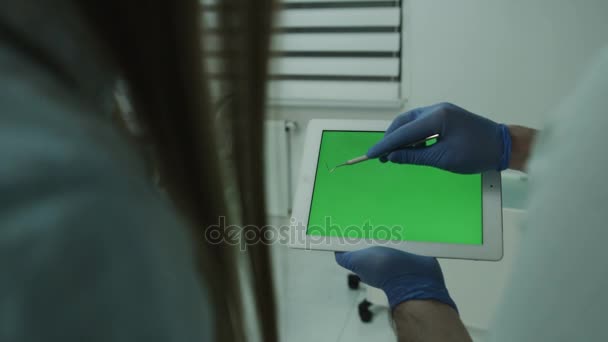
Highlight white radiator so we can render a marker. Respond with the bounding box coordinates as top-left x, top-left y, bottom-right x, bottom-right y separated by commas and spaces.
264, 120, 294, 217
